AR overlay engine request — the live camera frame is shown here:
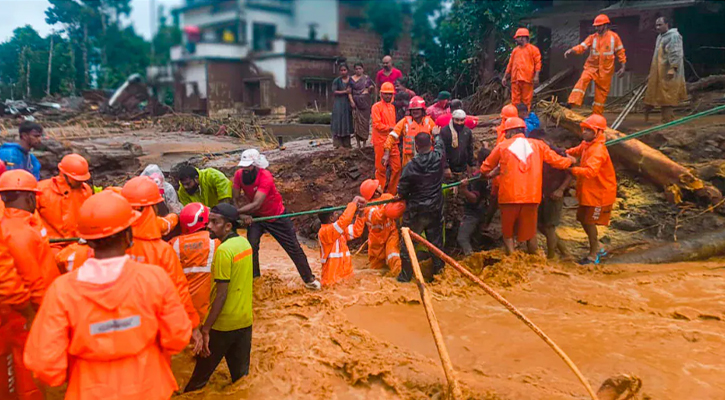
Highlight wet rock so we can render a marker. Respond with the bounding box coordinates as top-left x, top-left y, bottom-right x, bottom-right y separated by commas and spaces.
611, 218, 640, 232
